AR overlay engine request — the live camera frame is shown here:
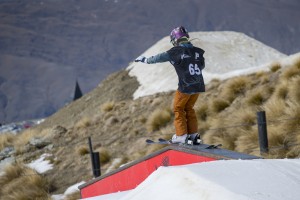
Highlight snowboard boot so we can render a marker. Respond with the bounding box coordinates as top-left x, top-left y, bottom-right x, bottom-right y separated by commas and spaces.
188, 133, 202, 145
170, 134, 191, 144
